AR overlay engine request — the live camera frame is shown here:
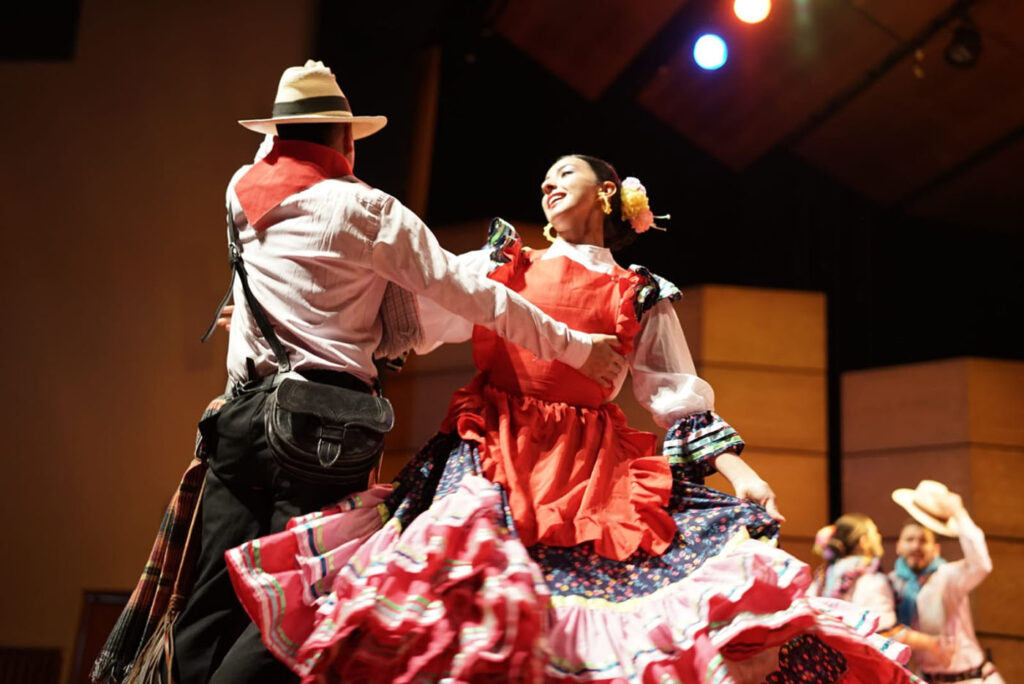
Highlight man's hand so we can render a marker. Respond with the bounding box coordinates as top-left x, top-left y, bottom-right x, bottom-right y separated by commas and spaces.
217, 304, 234, 333
577, 333, 626, 388
916, 633, 954, 668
